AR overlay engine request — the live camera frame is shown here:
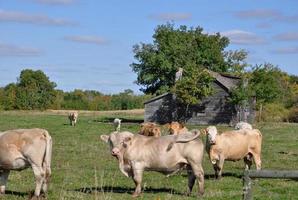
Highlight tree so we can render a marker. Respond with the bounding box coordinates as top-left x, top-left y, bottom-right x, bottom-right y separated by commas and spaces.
223, 49, 248, 75
15, 69, 57, 110
131, 23, 230, 97
1, 83, 18, 110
